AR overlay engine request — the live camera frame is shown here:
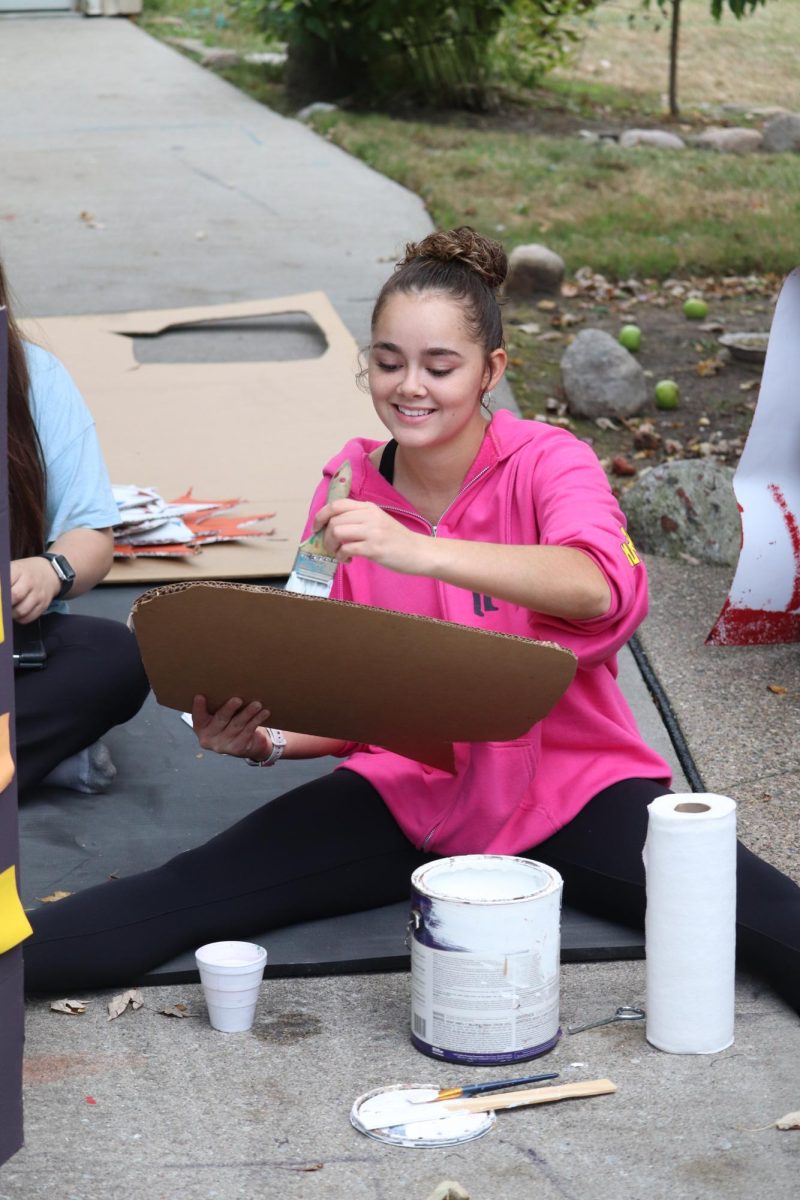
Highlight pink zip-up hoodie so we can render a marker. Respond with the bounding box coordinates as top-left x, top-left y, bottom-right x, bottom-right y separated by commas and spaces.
302, 409, 671, 855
